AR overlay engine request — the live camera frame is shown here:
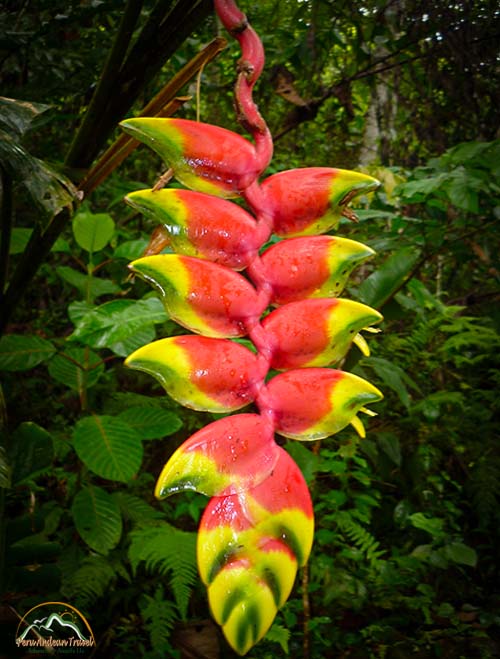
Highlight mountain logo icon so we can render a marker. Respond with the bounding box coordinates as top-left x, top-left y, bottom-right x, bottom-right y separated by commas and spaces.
15, 601, 95, 655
